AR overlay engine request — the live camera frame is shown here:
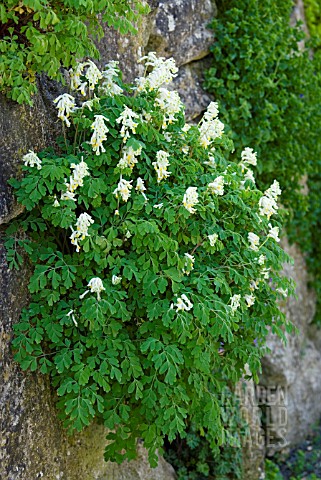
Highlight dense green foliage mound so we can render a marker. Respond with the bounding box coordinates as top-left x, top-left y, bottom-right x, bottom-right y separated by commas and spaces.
304, 0, 321, 48
0, 0, 148, 104
6, 55, 293, 466
205, 0, 321, 321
